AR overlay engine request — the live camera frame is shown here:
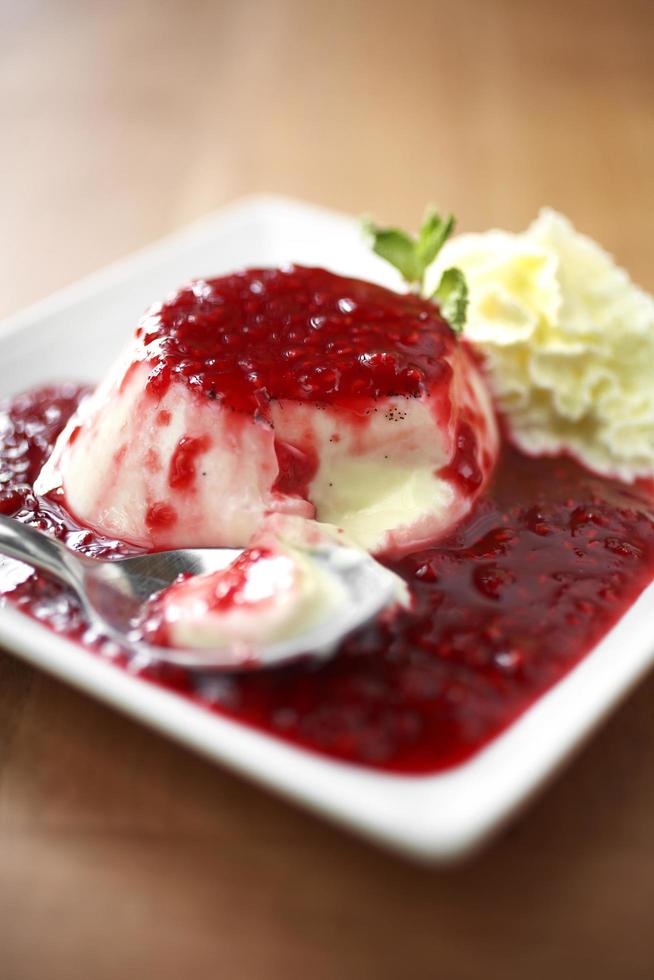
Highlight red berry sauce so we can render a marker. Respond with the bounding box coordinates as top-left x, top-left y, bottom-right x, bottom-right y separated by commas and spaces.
1, 386, 653, 774
168, 435, 212, 491
138, 266, 455, 412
